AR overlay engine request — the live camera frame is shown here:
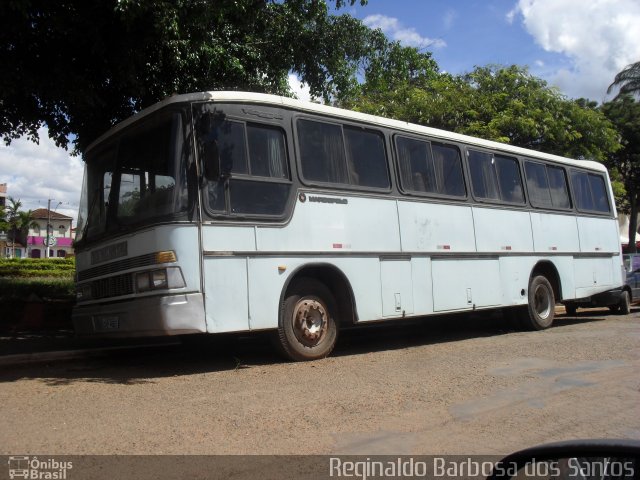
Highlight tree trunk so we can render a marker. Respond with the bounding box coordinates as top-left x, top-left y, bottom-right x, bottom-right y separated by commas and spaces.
628, 190, 639, 254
